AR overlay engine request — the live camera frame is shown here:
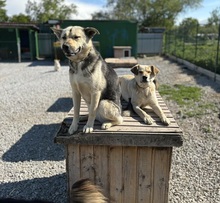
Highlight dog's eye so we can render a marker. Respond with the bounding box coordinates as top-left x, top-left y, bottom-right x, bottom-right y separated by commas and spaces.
62, 36, 67, 40
72, 36, 80, 40
139, 71, 143, 74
